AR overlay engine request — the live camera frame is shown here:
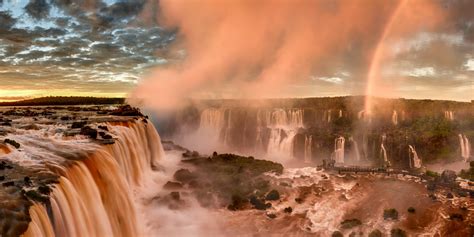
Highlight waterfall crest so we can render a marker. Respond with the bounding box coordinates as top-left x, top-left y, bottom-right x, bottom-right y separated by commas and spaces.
22, 120, 164, 237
